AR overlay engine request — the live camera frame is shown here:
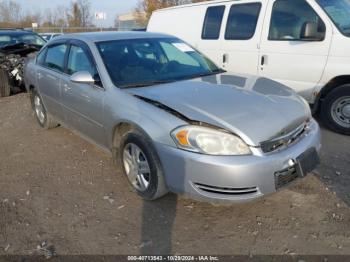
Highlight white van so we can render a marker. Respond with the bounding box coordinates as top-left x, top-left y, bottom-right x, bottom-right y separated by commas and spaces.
147, 0, 350, 135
